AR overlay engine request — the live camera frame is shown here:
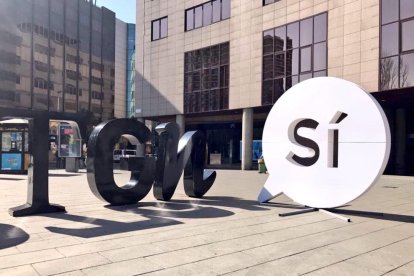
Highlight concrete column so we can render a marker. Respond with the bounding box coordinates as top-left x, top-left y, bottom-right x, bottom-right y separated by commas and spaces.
176, 114, 185, 137
242, 108, 253, 170
395, 108, 406, 175
136, 118, 145, 156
